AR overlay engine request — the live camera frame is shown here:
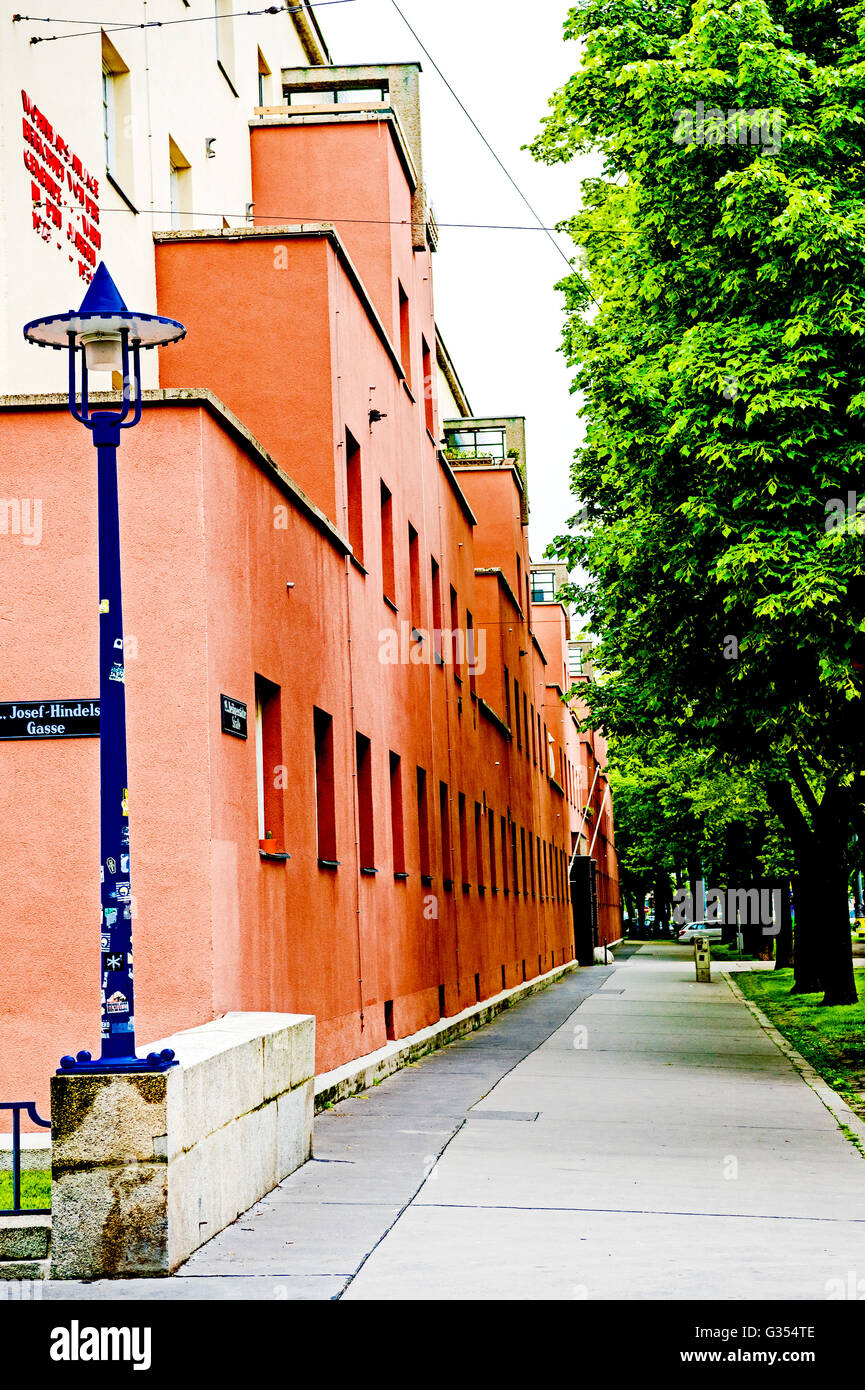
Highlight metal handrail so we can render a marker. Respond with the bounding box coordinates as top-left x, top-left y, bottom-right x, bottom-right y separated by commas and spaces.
0, 1102, 51, 1216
